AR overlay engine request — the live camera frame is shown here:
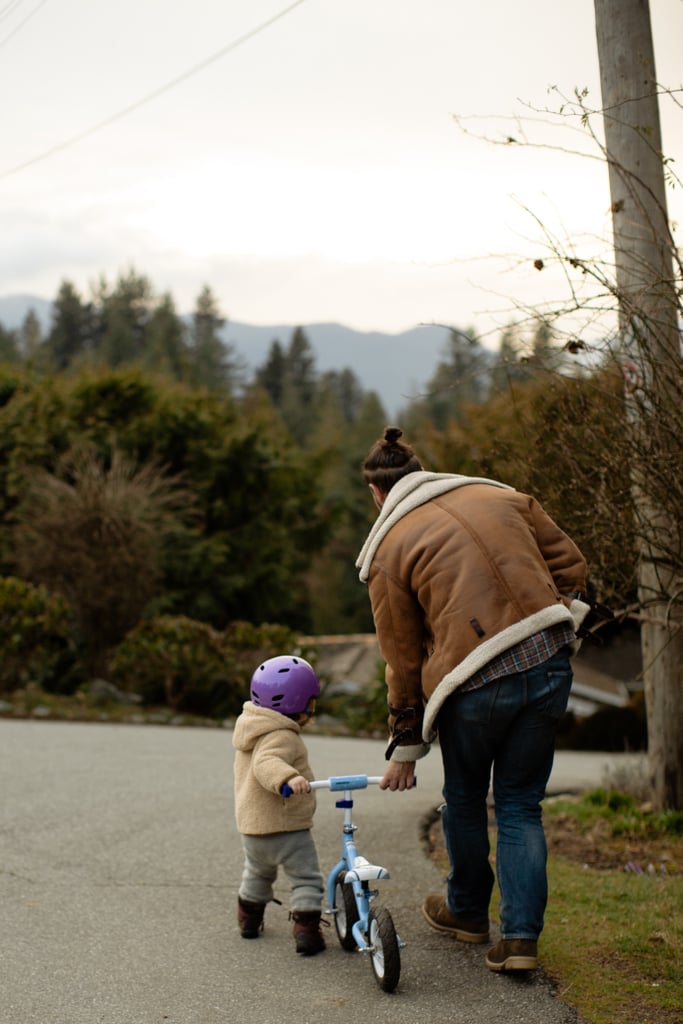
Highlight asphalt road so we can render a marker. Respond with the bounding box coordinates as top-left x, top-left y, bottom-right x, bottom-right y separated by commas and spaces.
2, 719, 641, 1024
